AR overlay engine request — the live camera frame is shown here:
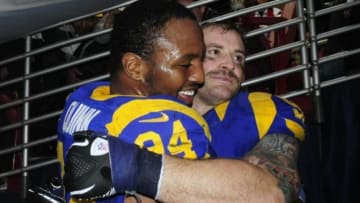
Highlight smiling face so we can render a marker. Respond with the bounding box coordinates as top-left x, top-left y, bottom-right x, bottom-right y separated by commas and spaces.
194, 25, 245, 112
143, 18, 205, 105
